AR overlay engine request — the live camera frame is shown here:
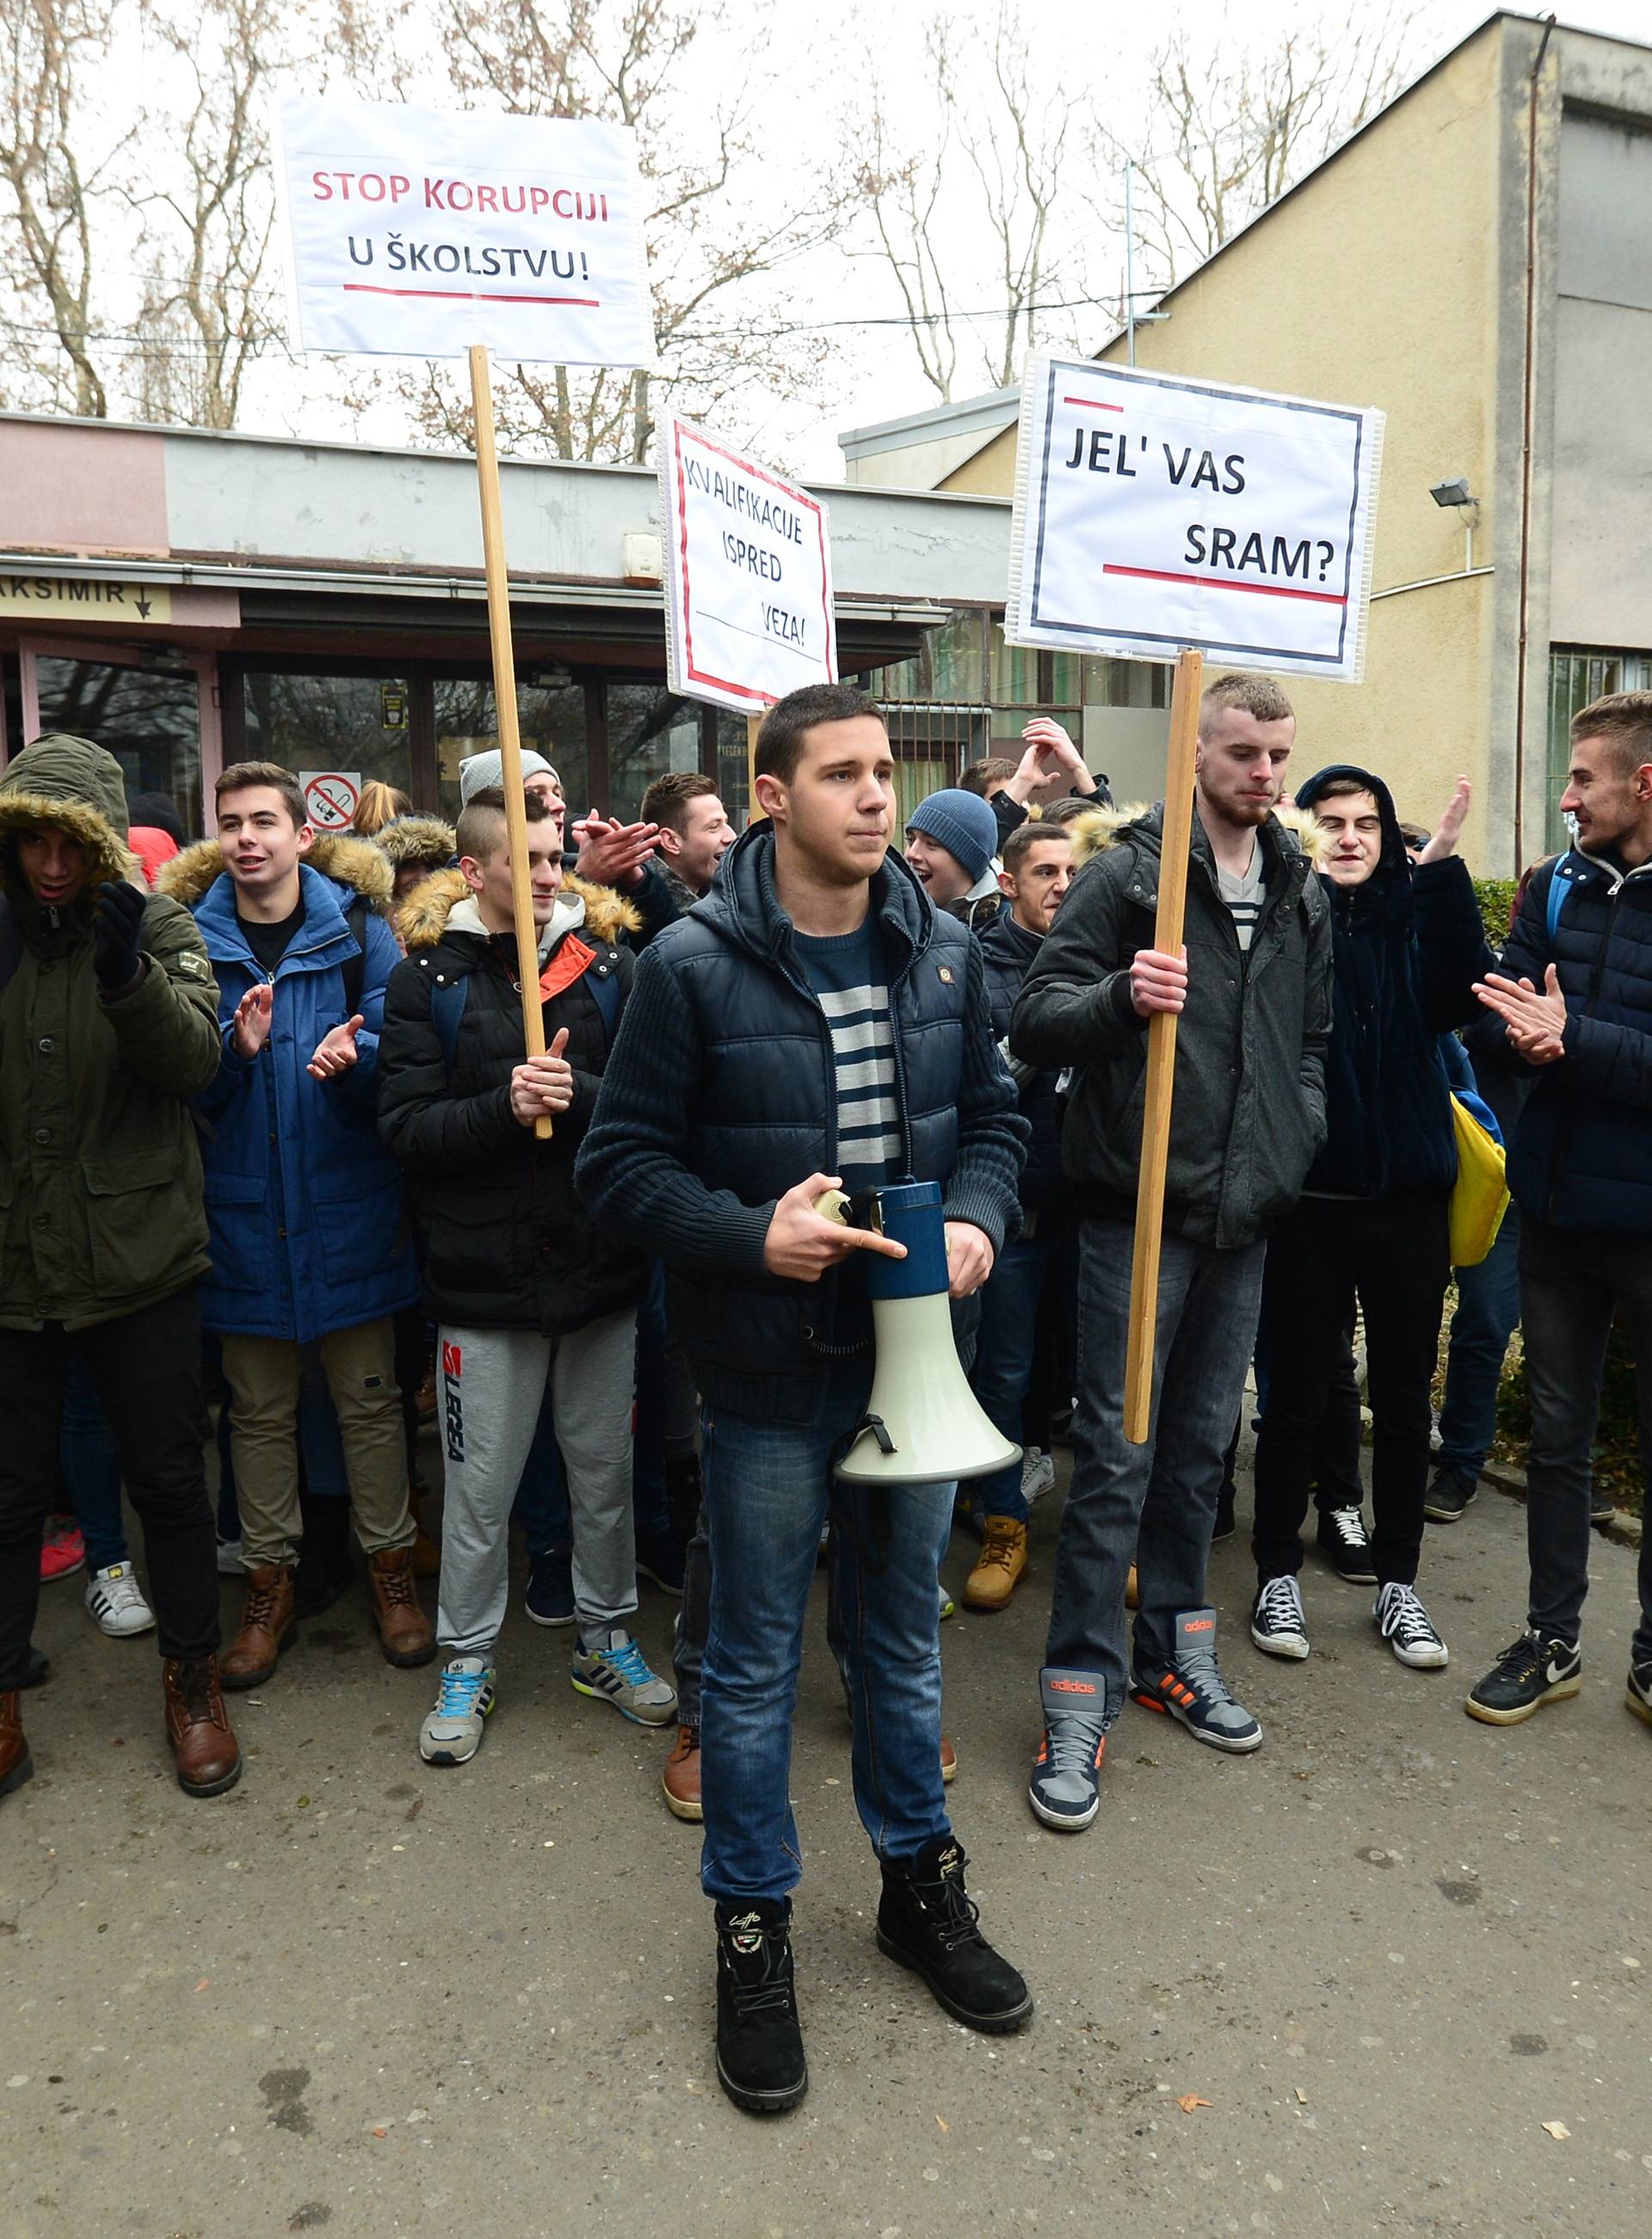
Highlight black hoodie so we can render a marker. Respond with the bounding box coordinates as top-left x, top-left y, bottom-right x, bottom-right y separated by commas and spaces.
1291, 765, 1493, 1200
